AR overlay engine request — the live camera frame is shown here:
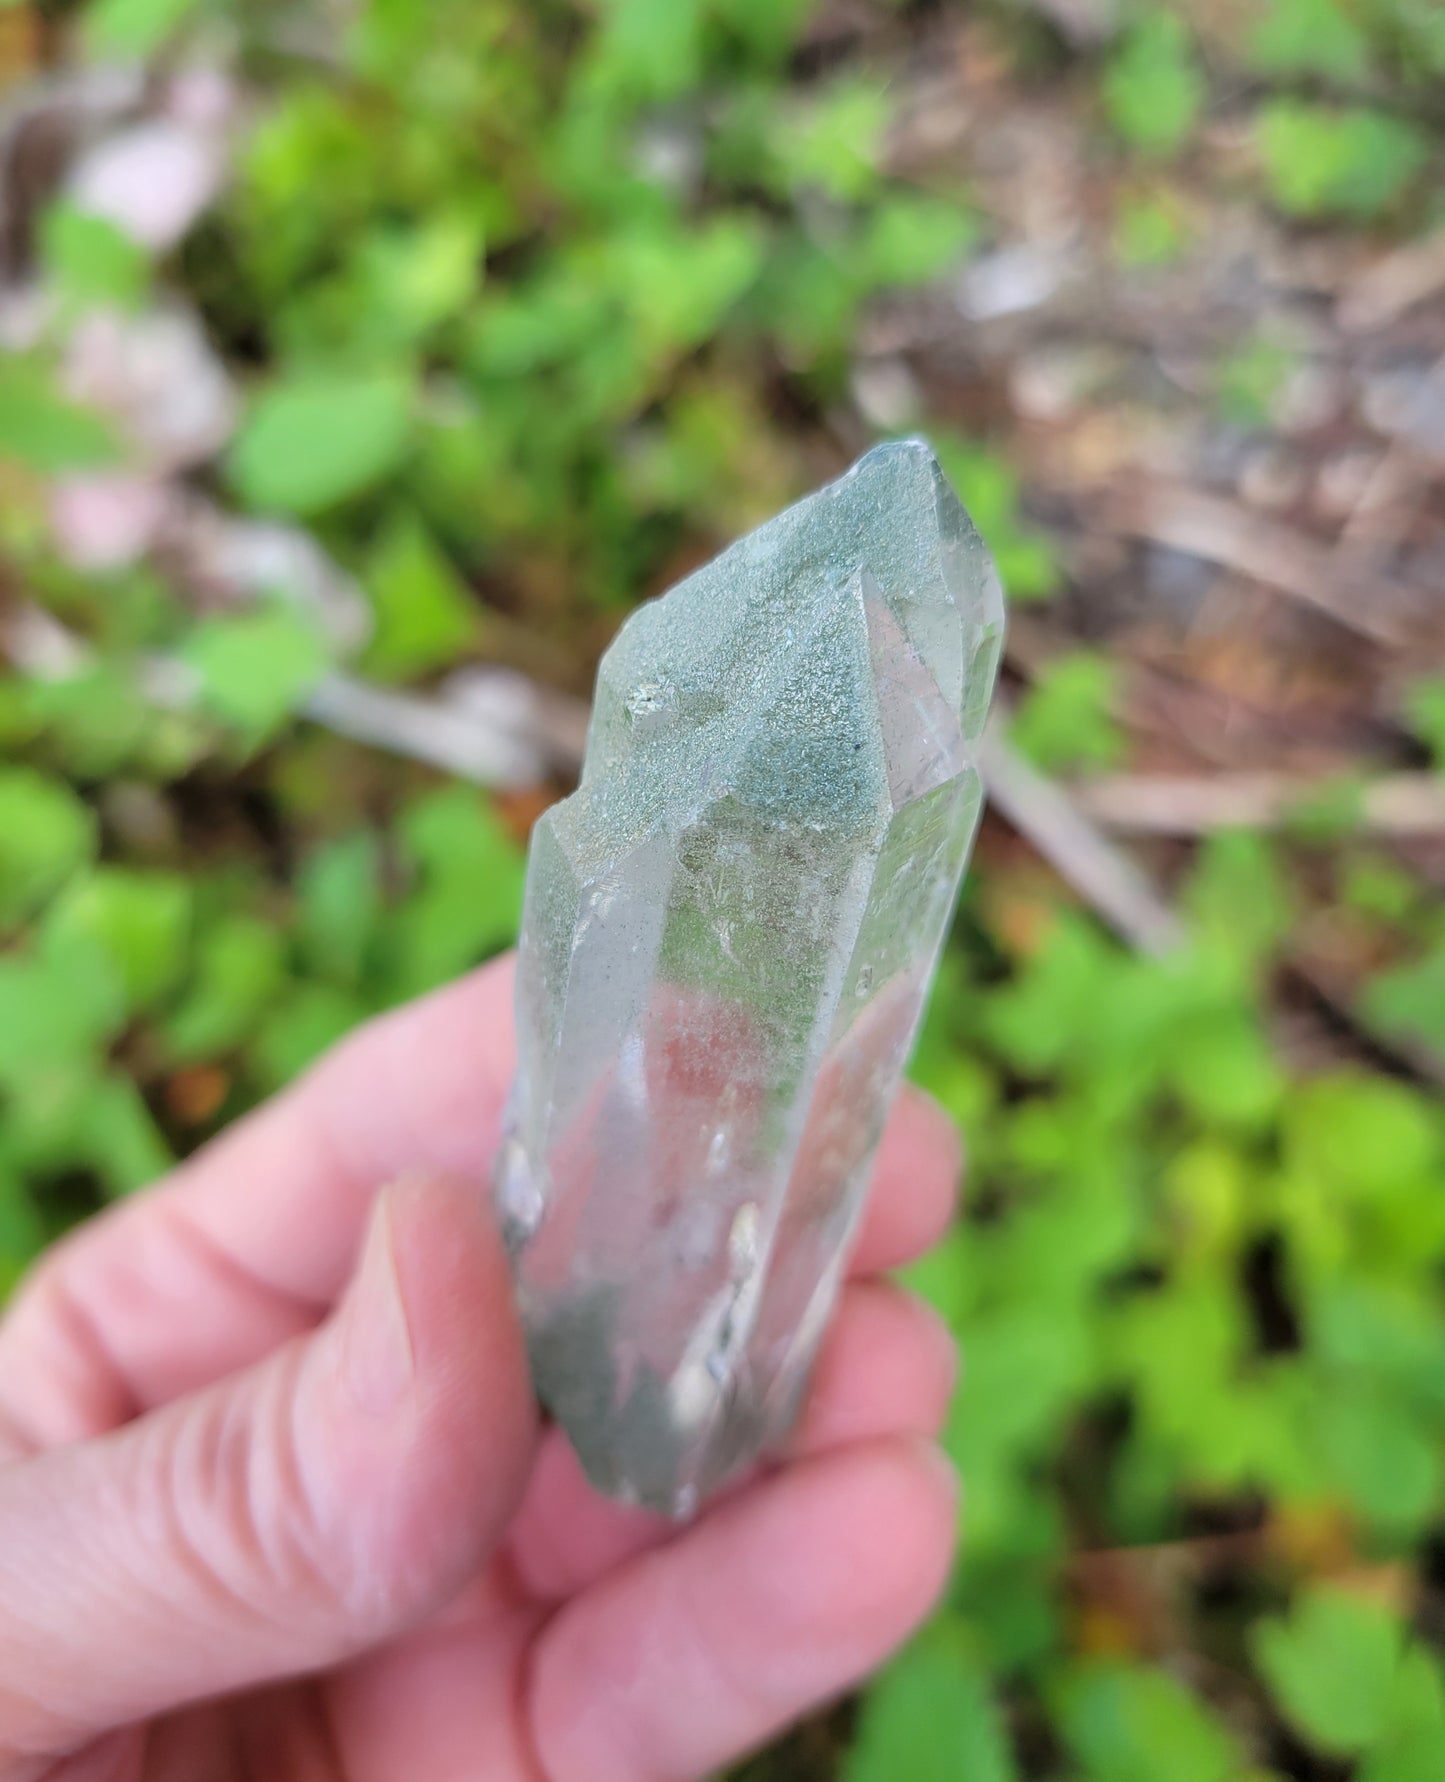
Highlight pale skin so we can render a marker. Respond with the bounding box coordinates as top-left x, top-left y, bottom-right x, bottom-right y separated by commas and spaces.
0, 955, 963, 1782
